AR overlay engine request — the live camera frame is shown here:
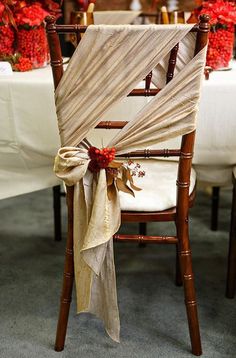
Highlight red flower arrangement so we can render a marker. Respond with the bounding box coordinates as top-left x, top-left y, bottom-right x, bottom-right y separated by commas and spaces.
14, 2, 49, 27
0, 1, 16, 56
199, 0, 236, 26
195, 0, 236, 69
0, 0, 63, 71
14, 55, 32, 70
0, 22, 14, 55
